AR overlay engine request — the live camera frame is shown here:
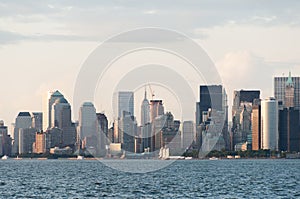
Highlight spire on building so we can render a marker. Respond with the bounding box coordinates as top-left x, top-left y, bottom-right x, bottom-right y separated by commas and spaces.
286, 71, 294, 87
